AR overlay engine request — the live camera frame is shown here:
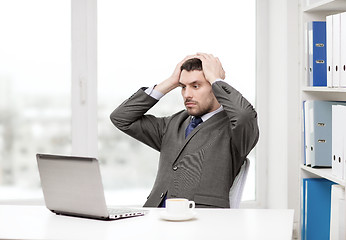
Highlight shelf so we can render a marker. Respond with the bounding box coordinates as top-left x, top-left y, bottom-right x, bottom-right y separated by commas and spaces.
302, 86, 346, 93
299, 0, 346, 239
300, 164, 346, 186
303, 0, 346, 12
